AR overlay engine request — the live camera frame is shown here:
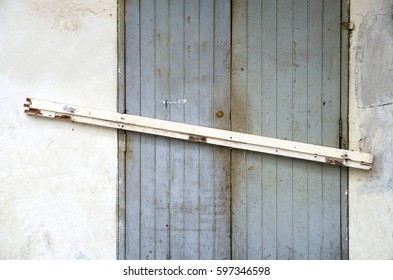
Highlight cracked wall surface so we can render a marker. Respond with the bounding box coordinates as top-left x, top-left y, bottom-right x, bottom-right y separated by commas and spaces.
0, 0, 118, 259
349, 0, 393, 259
